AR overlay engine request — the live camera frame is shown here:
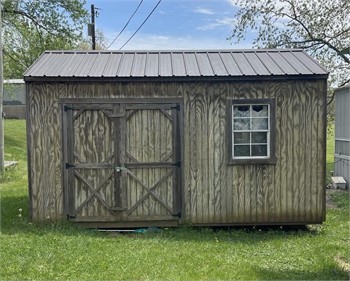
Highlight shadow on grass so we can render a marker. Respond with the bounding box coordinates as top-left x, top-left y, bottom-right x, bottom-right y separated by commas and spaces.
1, 194, 324, 242
254, 264, 349, 280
